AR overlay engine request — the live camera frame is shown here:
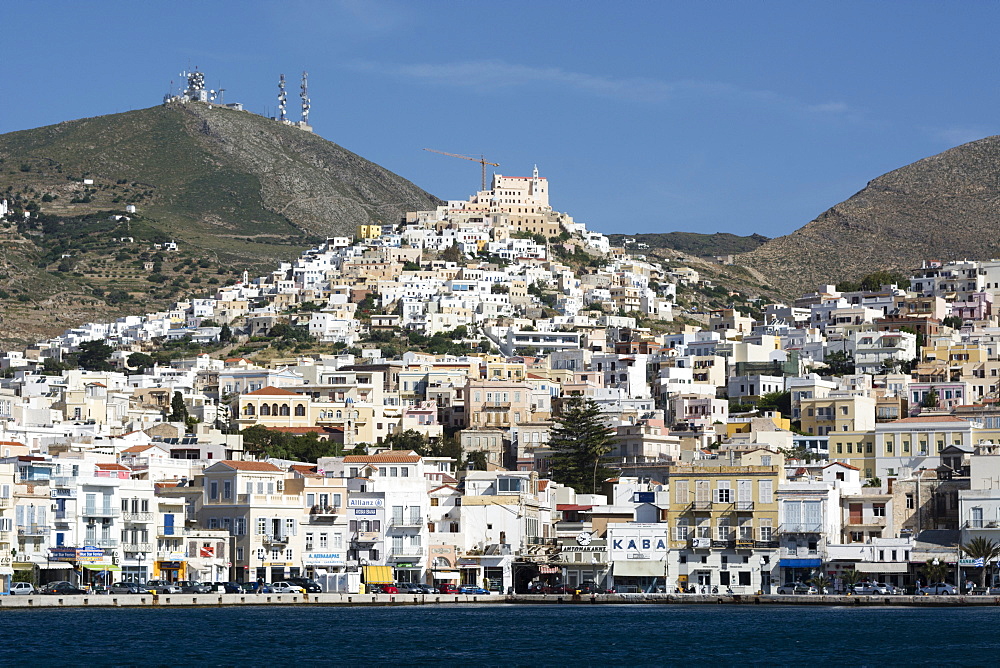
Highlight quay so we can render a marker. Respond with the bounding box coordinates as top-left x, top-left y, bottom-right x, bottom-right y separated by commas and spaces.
4, 592, 1000, 608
